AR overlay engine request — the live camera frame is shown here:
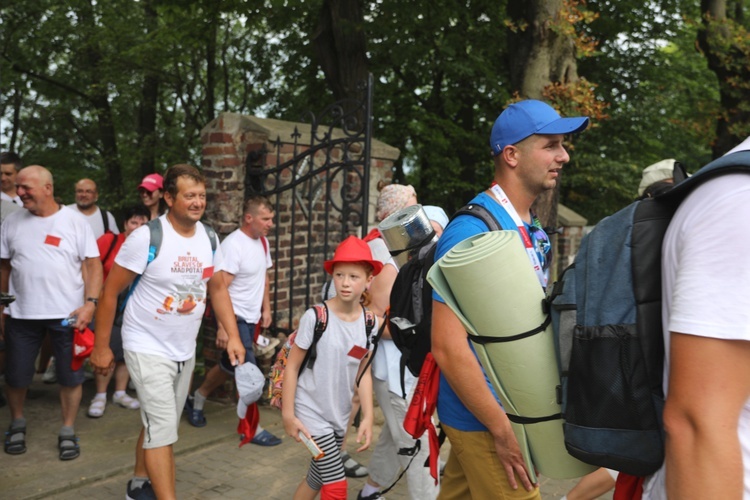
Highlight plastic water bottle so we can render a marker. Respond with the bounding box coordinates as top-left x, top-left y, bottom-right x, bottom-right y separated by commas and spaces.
61, 315, 77, 327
